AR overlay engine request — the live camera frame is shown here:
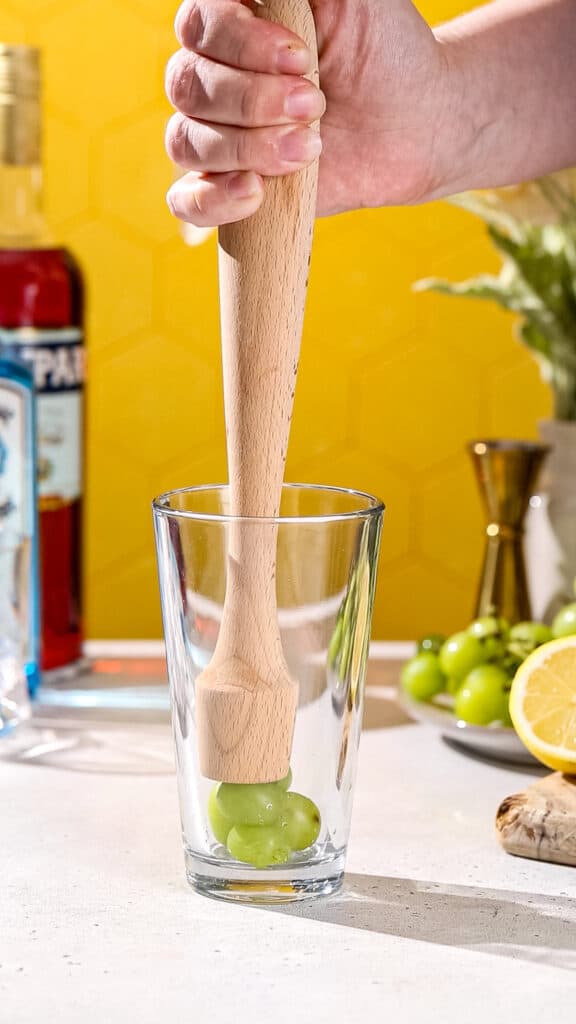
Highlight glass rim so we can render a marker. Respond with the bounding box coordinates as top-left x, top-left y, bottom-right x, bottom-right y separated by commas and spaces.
152, 482, 385, 525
